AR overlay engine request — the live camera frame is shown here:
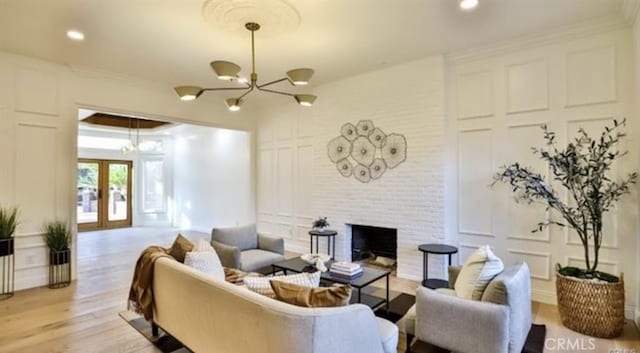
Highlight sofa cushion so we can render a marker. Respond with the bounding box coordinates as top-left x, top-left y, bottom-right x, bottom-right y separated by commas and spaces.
270, 281, 352, 307
245, 271, 321, 298
455, 245, 503, 300
184, 251, 224, 280
376, 317, 399, 353
168, 234, 194, 263
240, 249, 285, 272
212, 224, 258, 251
